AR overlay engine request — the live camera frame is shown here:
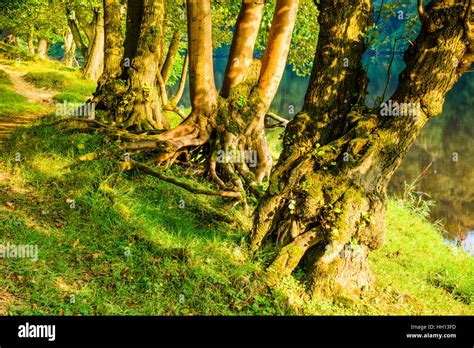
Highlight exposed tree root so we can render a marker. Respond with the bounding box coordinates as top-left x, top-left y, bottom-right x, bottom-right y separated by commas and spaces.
121, 160, 244, 200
